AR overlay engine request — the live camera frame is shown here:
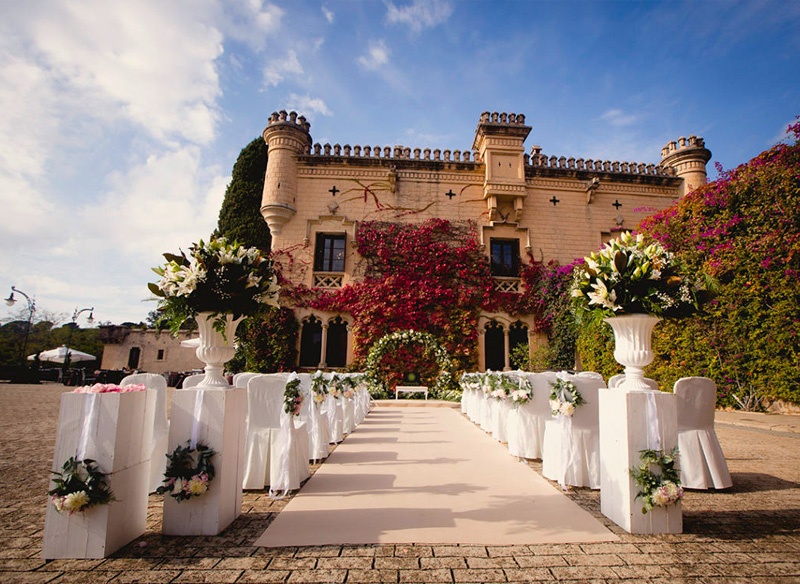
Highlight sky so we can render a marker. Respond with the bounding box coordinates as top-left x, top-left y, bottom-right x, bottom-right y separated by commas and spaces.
1, 0, 798, 328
